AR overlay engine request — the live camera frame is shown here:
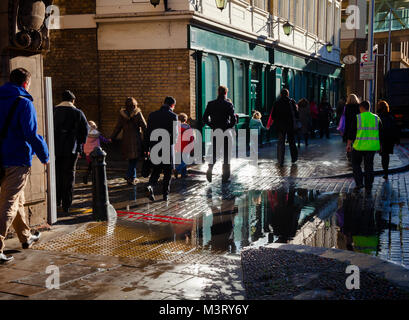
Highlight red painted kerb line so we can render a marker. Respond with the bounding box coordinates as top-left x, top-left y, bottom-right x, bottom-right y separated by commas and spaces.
117, 211, 193, 224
